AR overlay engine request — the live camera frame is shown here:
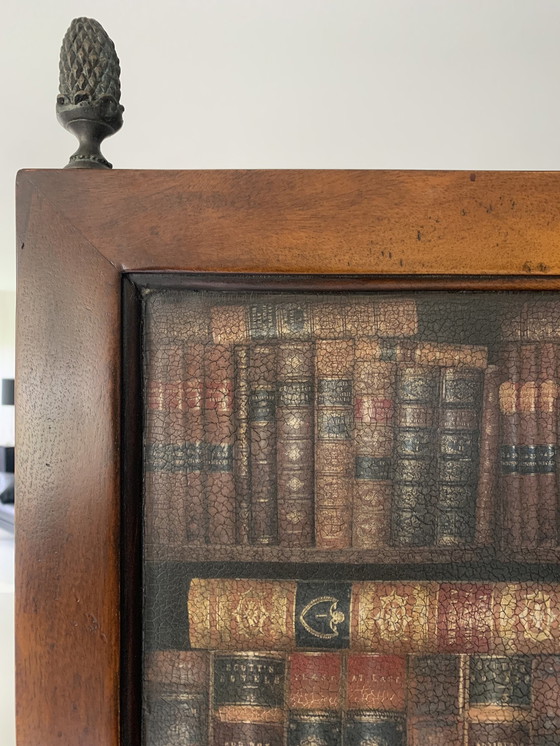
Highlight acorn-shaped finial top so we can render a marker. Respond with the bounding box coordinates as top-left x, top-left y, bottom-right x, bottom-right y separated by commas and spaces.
57, 18, 124, 168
